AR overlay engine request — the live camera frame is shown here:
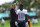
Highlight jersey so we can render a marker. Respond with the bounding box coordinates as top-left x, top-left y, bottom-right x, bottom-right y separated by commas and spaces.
16, 9, 28, 21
